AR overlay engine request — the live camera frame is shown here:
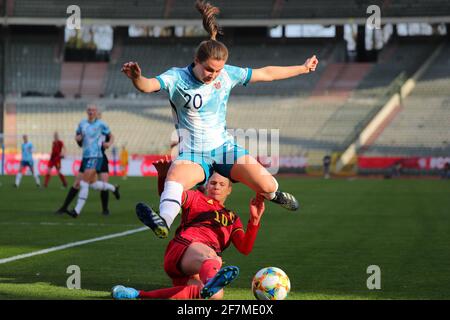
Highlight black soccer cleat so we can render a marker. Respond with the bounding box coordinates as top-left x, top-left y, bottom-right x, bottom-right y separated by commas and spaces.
66, 209, 79, 219
55, 207, 68, 215
102, 209, 110, 216
113, 185, 120, 200
136, 202, 169, 239
270, 191, 300, 211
